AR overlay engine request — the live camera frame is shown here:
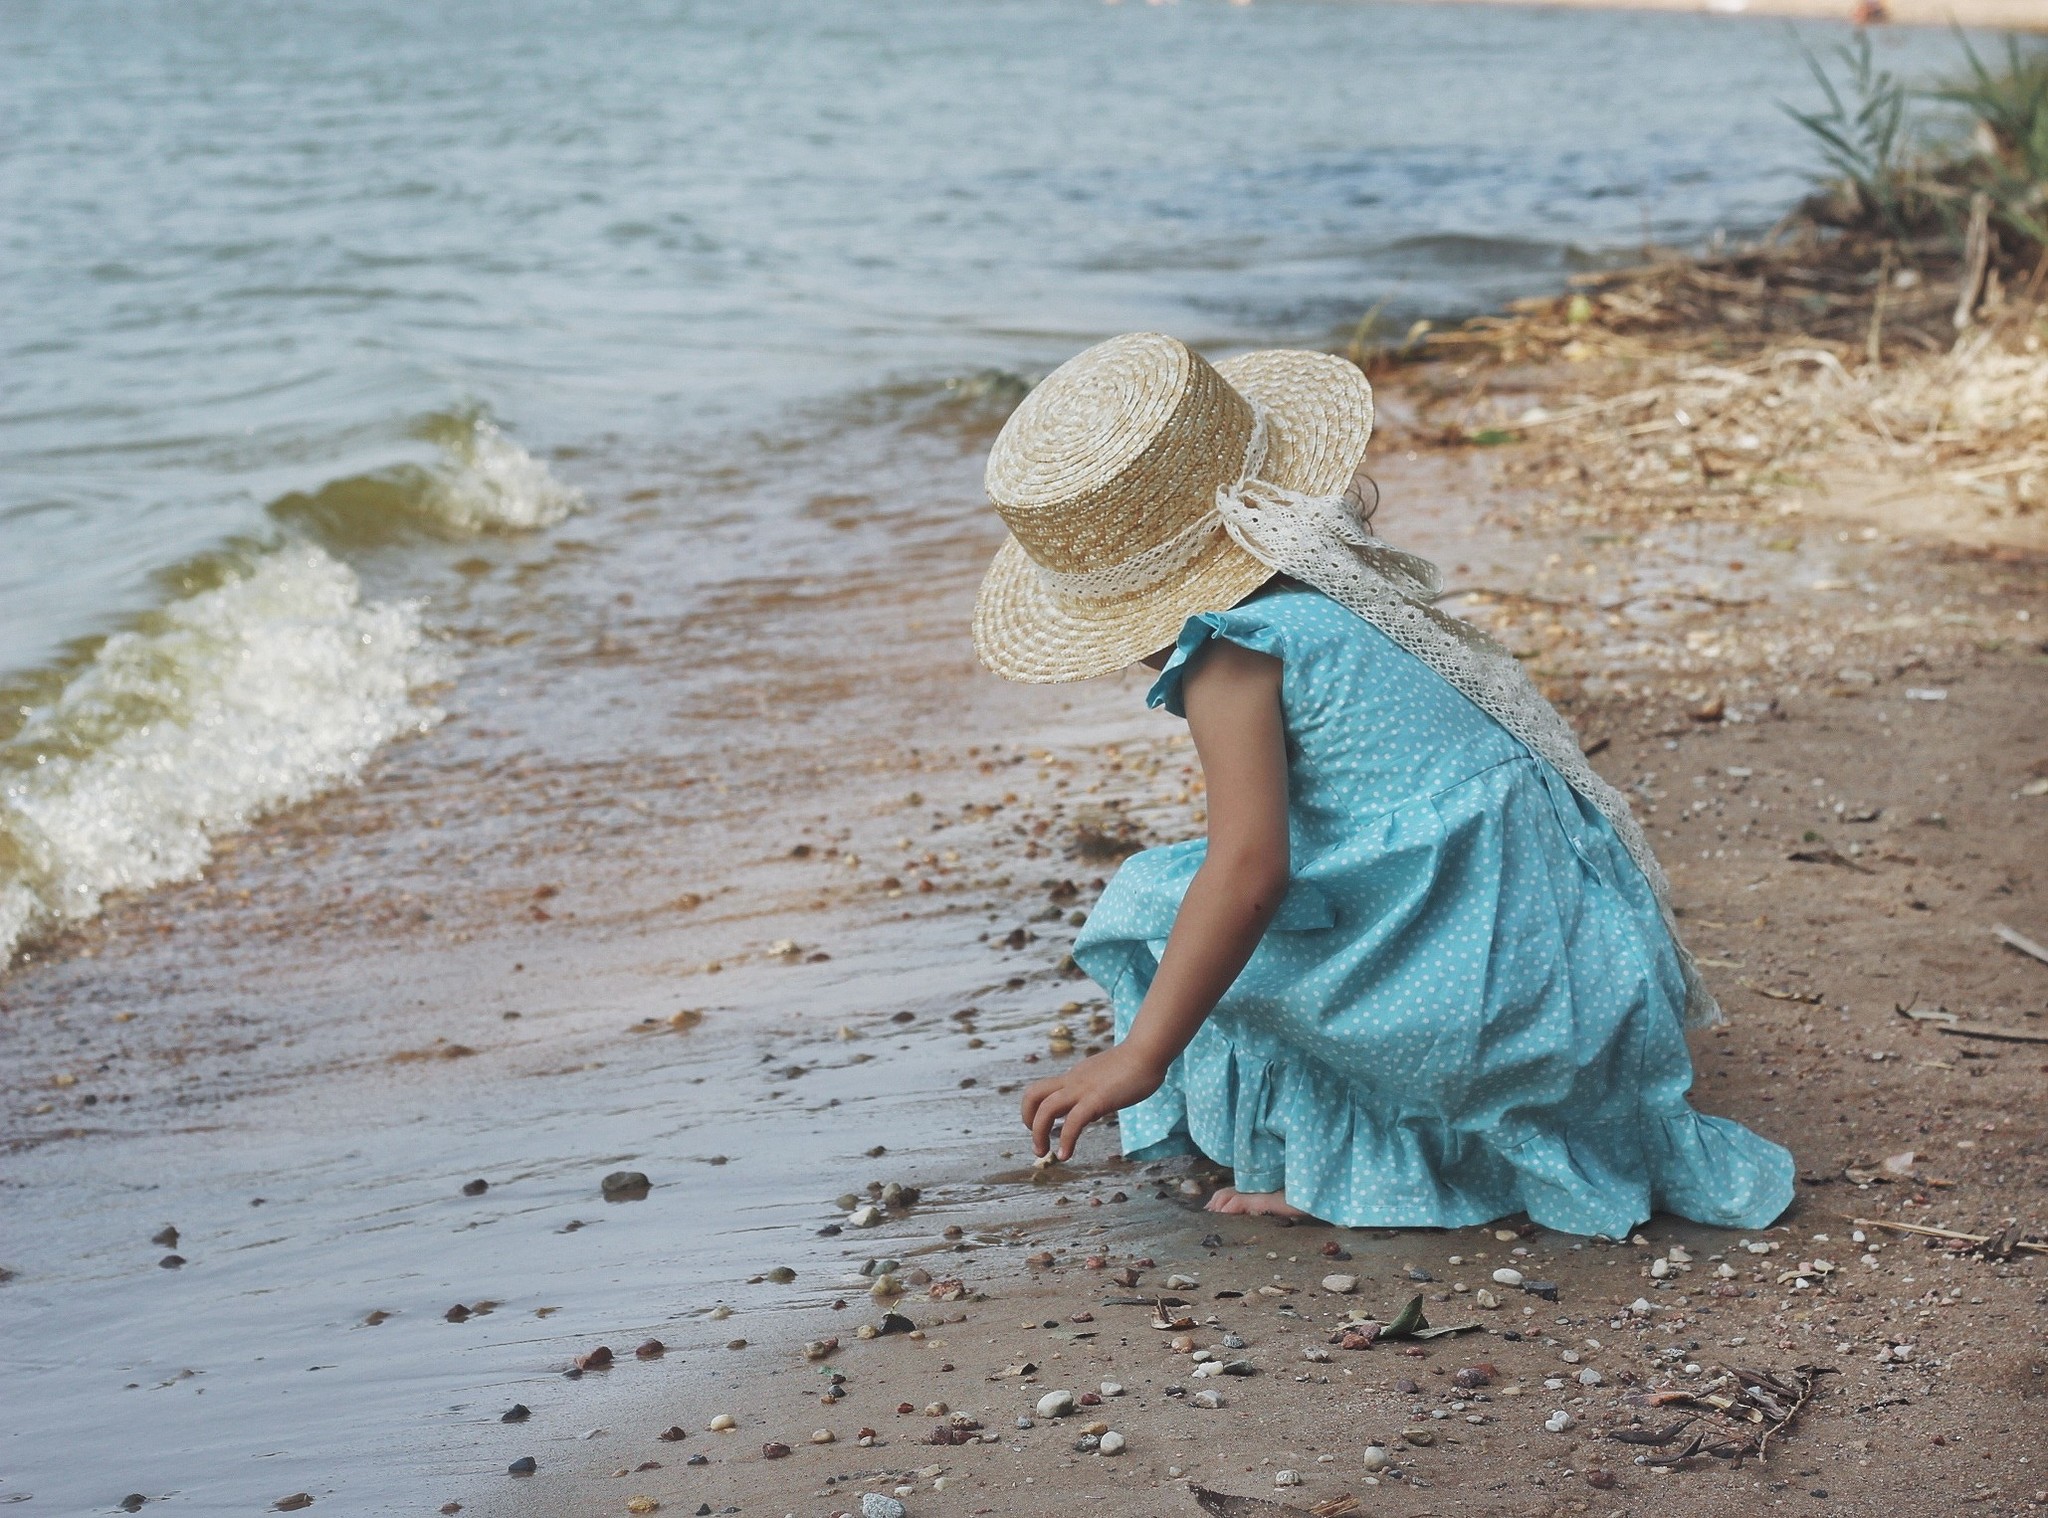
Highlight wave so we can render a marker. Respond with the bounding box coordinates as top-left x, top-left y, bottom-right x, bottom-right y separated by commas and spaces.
0, 544, 448, 966
269, 410, 583, 545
